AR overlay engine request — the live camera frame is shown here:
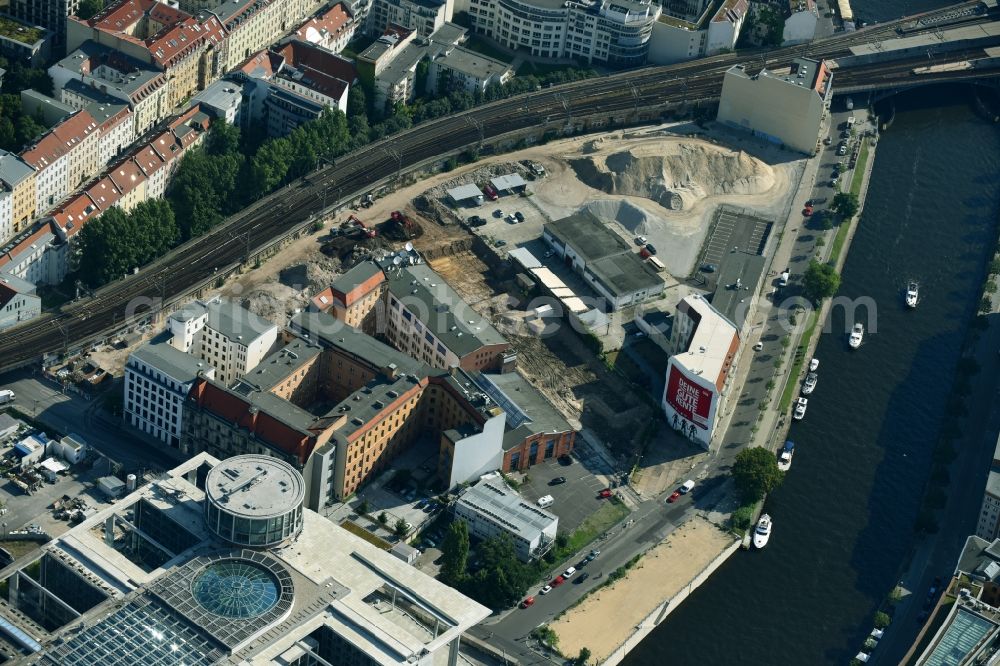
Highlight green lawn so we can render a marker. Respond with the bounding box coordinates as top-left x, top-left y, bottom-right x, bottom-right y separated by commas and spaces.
340, 520, 392, 550
778, 310, 819, 413
0, 17, 43, 44
564, 498, 630, 553
517, 60, 574, 77
828, 142, 870, 265
464, 36, 513, 64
